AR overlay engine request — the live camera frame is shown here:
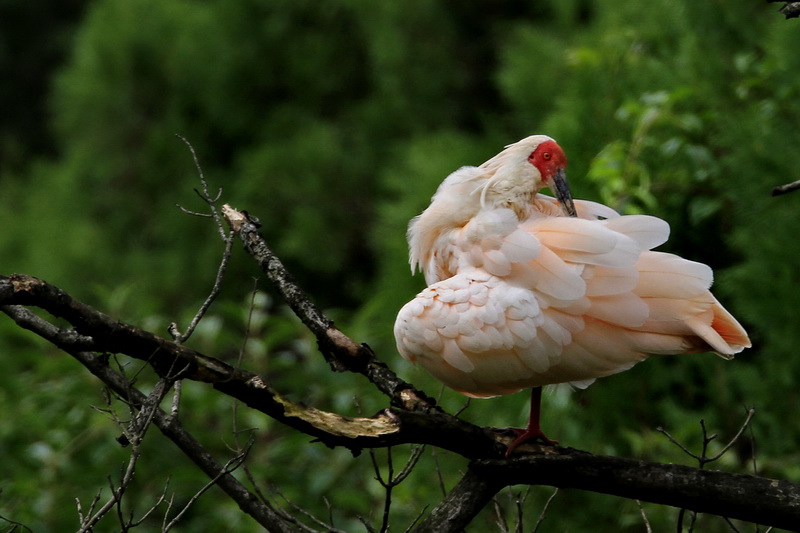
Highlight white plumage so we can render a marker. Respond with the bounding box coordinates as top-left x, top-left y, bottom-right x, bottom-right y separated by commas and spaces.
393, 135, 750, 452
